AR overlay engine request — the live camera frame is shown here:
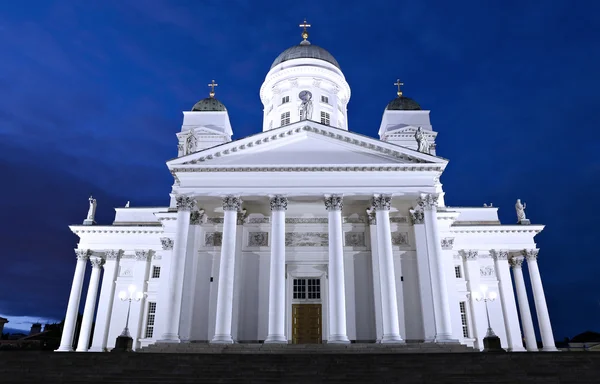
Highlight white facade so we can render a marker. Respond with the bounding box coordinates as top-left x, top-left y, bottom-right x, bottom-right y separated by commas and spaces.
56, 34, 557, 353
